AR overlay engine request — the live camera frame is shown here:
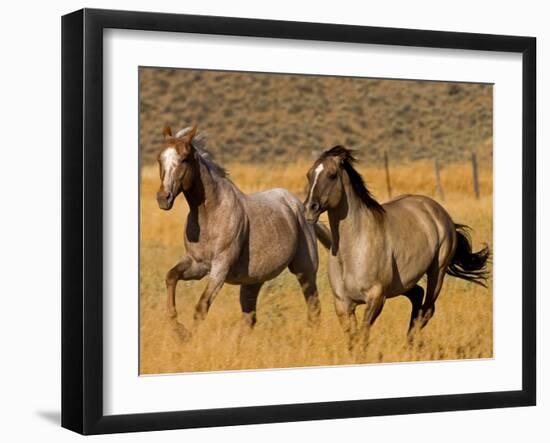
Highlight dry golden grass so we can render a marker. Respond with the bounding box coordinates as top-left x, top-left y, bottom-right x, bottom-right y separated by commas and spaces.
139, 160, 492, 374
